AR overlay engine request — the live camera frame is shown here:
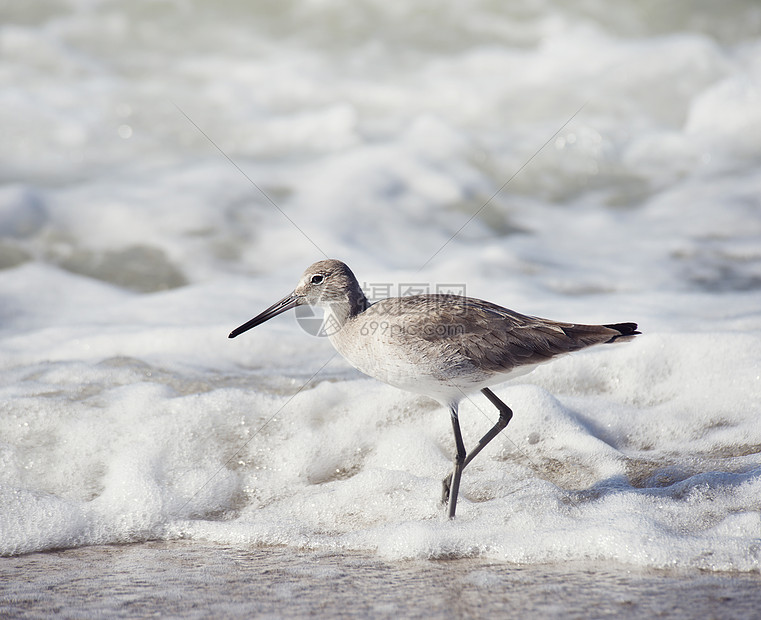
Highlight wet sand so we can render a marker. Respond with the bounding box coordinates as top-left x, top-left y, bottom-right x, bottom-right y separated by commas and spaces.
2, 541, 759, 618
